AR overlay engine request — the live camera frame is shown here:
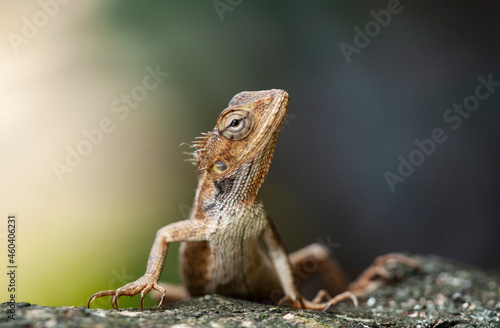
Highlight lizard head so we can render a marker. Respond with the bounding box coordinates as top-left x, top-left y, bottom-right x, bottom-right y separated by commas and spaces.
189, 89, 289, 204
